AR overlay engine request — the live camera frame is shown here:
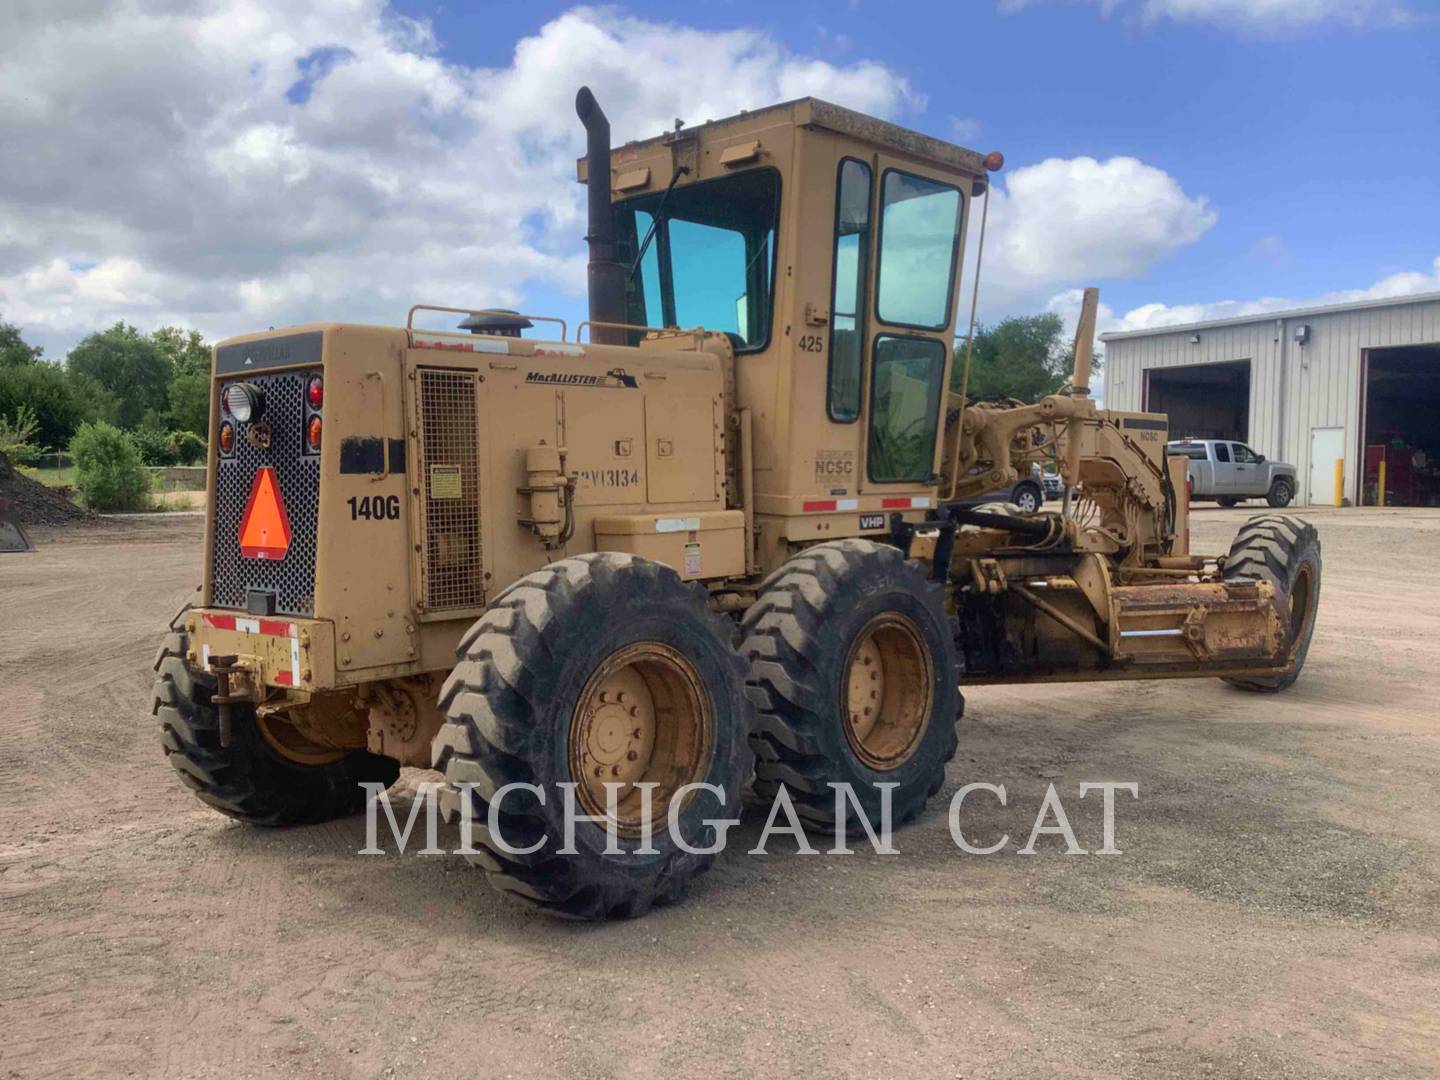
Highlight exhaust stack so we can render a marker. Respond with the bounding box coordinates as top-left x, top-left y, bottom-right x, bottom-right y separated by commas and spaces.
576, 87, 626, 346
